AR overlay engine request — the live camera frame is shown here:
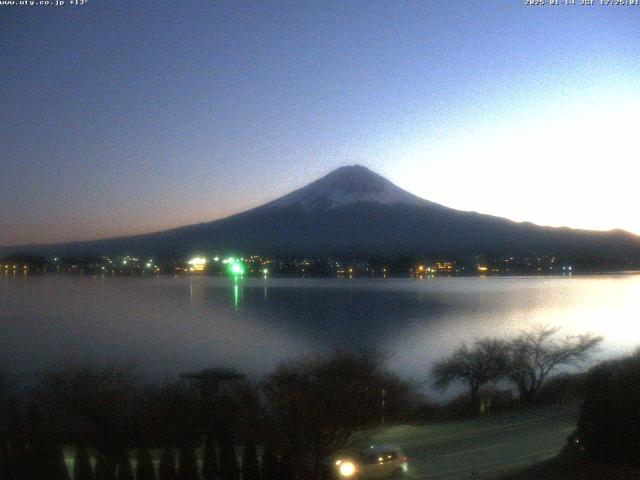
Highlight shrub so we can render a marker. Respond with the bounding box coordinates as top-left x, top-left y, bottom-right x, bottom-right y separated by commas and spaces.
73, 445, 94, 480
259, 443, 278, 480
219, 434, 239, 480
577, 352, 640, 465
158, 449, 177, 480
177, 444, 198, 480
135, 447, 155, 480
202, 434, 218, 480
241, 440, 260, 480
95, 454, 116, 480
116, 455, 134, 480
